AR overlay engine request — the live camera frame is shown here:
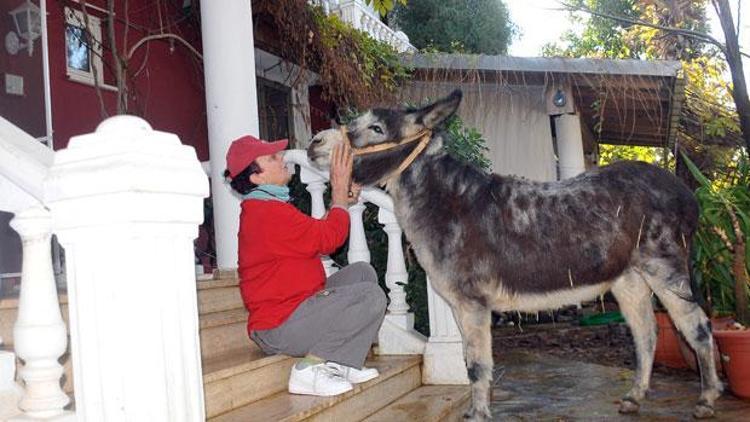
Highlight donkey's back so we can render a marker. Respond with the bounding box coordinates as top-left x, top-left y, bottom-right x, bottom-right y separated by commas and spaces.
479, 160, 699, 298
